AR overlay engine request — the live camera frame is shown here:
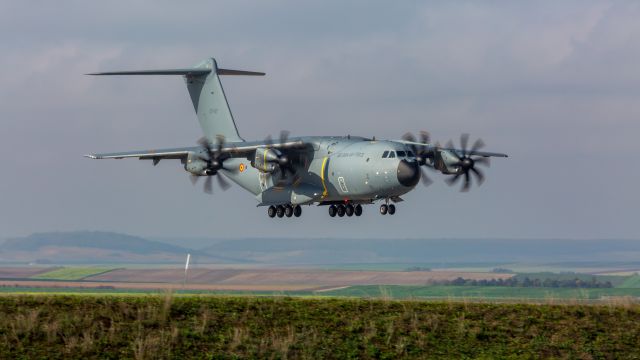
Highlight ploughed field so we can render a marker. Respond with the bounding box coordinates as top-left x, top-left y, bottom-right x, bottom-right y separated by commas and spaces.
86, 268, 512, 286
0, 267, 514, 292
1, 295, 639, 359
